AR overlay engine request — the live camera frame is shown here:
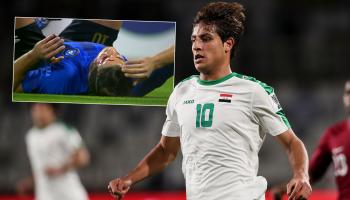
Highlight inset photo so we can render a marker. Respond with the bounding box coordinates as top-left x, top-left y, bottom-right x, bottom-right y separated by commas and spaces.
13, 17, 175, 106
